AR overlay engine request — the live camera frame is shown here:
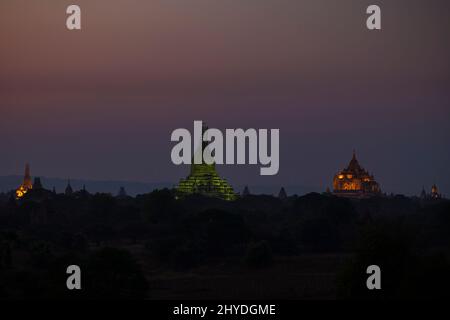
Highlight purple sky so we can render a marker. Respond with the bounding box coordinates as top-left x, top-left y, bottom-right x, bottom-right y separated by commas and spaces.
1, 0, 449, 195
